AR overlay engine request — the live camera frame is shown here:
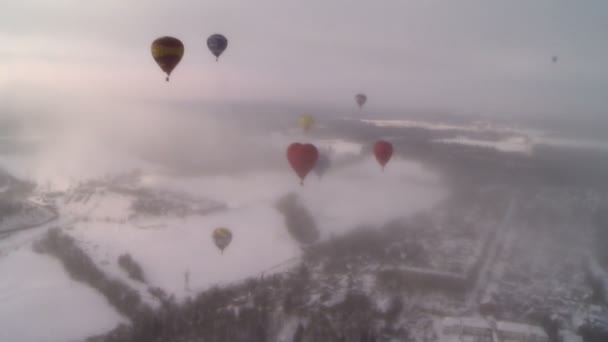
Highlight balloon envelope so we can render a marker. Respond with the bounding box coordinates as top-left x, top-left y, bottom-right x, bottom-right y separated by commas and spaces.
355, 93, 367, 108
373, 140, 393, 169
151, 37, 184, 81
207, 34, 228, 60
287, 143, 319, 185
299, 115, 314, 132
314, 152, 331, 178
212, 227, 233, 253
